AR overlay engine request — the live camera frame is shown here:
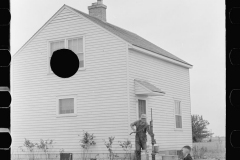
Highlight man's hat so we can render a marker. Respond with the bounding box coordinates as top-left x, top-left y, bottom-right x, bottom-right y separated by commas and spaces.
141, 114, 147, 119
